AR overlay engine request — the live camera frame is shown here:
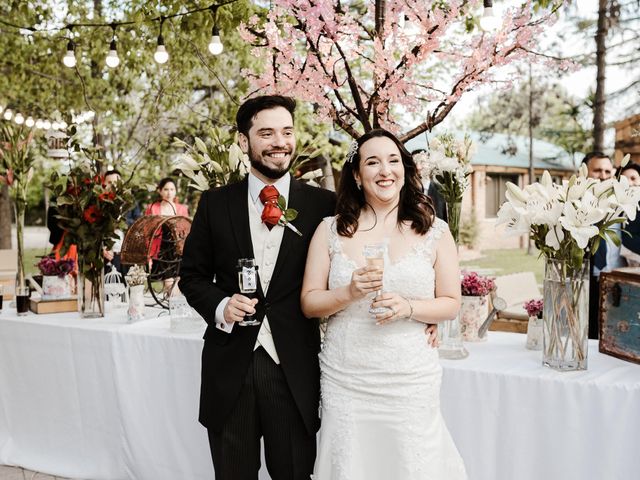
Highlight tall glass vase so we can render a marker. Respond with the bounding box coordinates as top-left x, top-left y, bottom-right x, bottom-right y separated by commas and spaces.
13, 200, 26, 289
542, 257, 589, 370
78, 260, 105, 318
439, 200, 469, 359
